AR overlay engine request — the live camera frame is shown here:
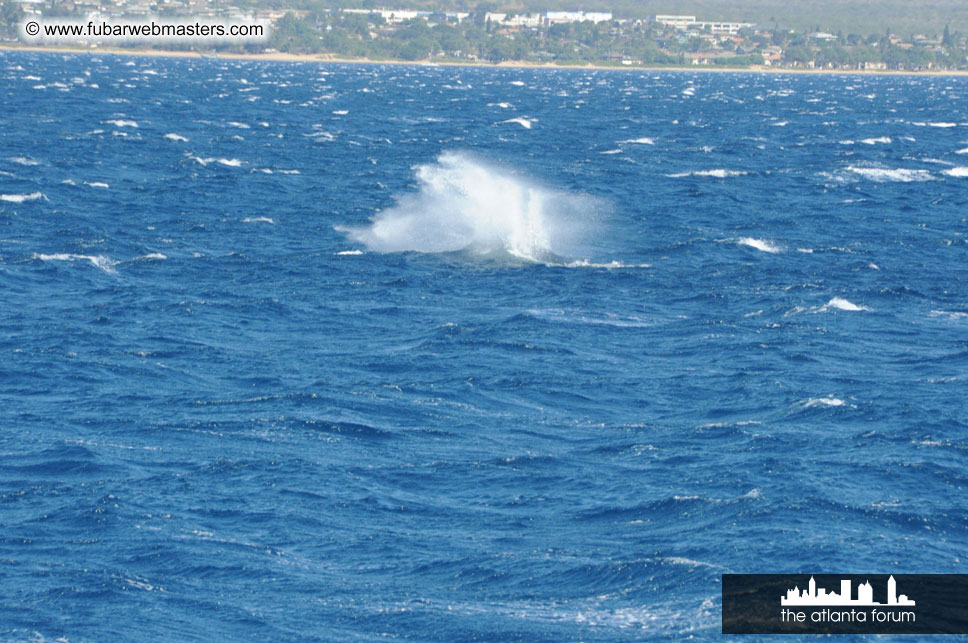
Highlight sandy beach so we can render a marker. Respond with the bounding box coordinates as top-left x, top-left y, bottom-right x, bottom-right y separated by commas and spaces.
3, 43, 968, 76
